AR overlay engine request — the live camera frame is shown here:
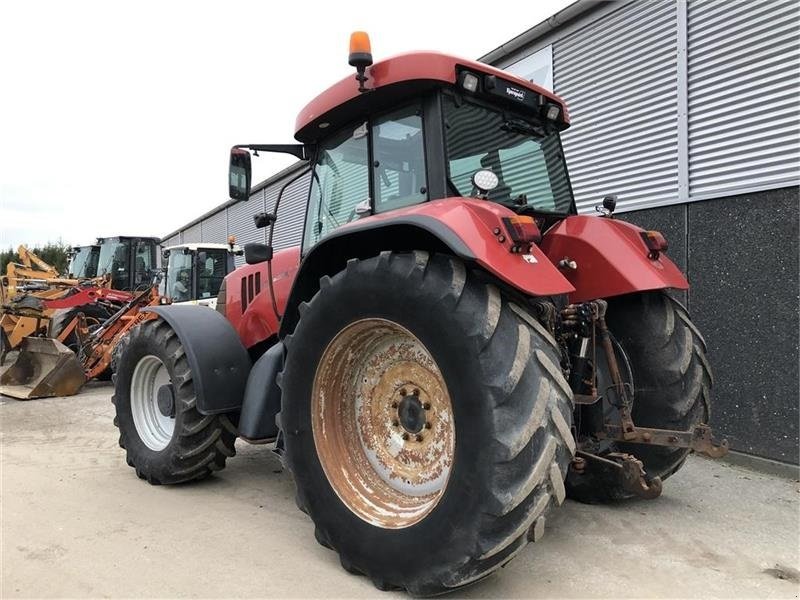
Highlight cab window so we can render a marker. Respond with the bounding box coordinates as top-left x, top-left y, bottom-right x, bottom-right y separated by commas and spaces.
197, 250, 227, 299
303, 123, 369, 249
373, 105, 427, 212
